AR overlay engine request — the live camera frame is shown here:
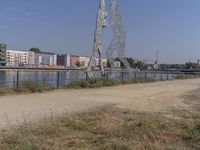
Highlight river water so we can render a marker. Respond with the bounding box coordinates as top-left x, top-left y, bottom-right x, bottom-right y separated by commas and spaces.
0, 70, 177, 88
